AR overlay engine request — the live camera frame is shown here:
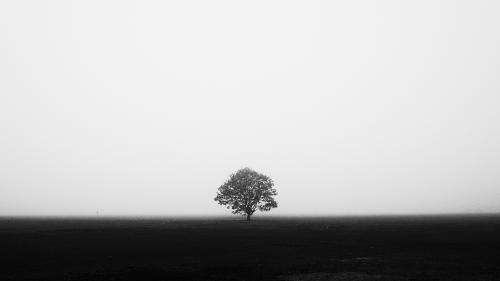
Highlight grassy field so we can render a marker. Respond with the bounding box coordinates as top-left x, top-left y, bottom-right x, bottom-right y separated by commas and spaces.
1, 215, 499, 280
